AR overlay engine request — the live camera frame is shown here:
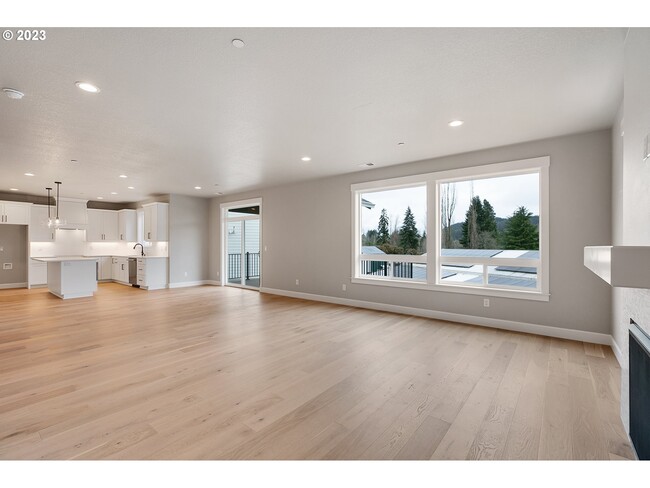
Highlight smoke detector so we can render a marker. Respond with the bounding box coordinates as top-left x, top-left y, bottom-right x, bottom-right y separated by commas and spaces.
3, 88, 25, 100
